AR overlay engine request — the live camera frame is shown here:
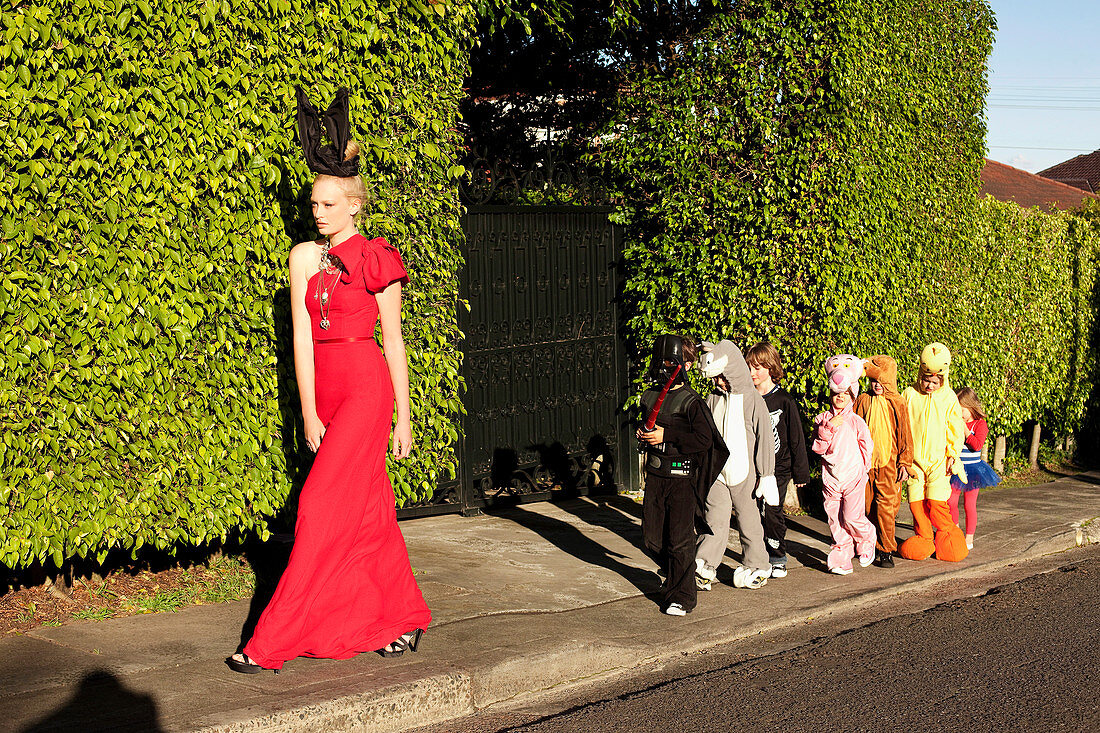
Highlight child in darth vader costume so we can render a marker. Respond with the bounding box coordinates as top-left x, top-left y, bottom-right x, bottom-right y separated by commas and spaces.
637, 334, 729, 616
